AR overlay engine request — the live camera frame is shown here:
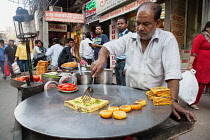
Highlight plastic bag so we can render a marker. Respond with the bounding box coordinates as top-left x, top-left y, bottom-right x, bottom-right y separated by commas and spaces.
4, 61, 10, 76
178, 69, 199, 104
12, 62, 21, 74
